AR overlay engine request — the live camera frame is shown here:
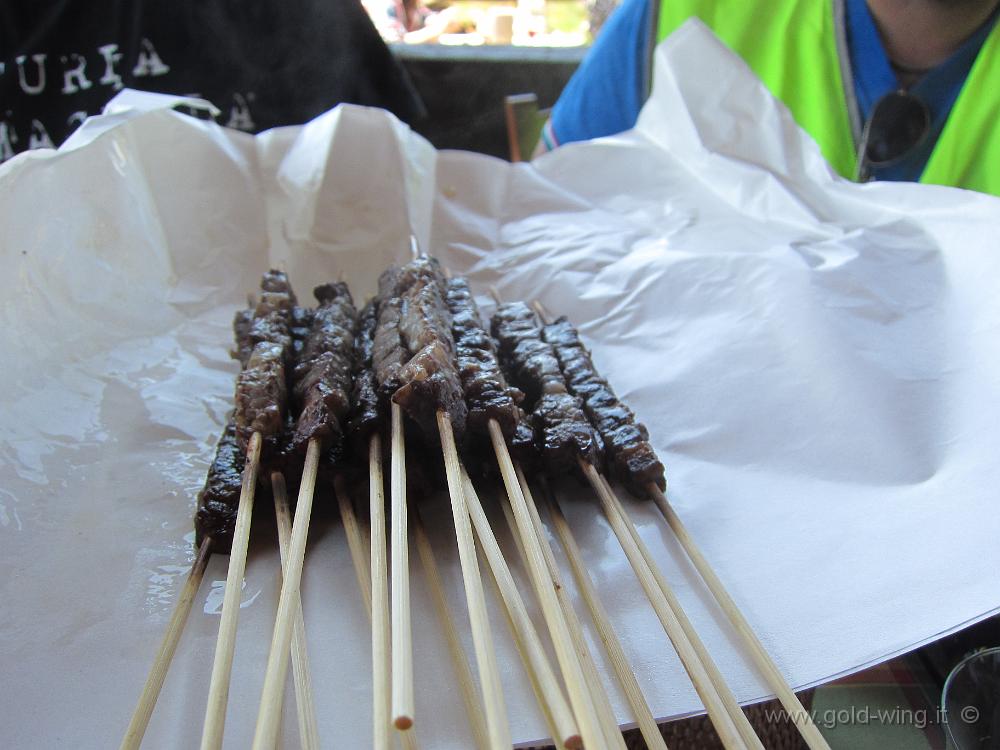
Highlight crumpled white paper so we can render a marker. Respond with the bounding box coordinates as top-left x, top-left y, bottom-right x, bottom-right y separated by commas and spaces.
3, 20, 1000, 749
